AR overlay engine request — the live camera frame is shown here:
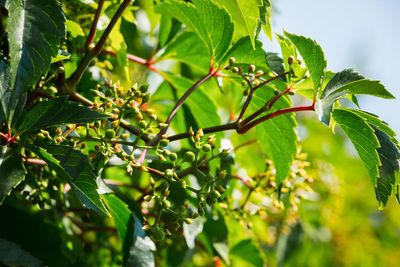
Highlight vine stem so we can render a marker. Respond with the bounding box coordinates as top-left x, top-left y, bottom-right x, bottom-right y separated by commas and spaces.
84, 0, 105, 50
253, 72, 289, 91
65, 0, 132, 91
159, 68, 218, 137
237, 74, 255, 122
237, 105, 315, 134
168, 122, 238, 142
240, 86, 291, 127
